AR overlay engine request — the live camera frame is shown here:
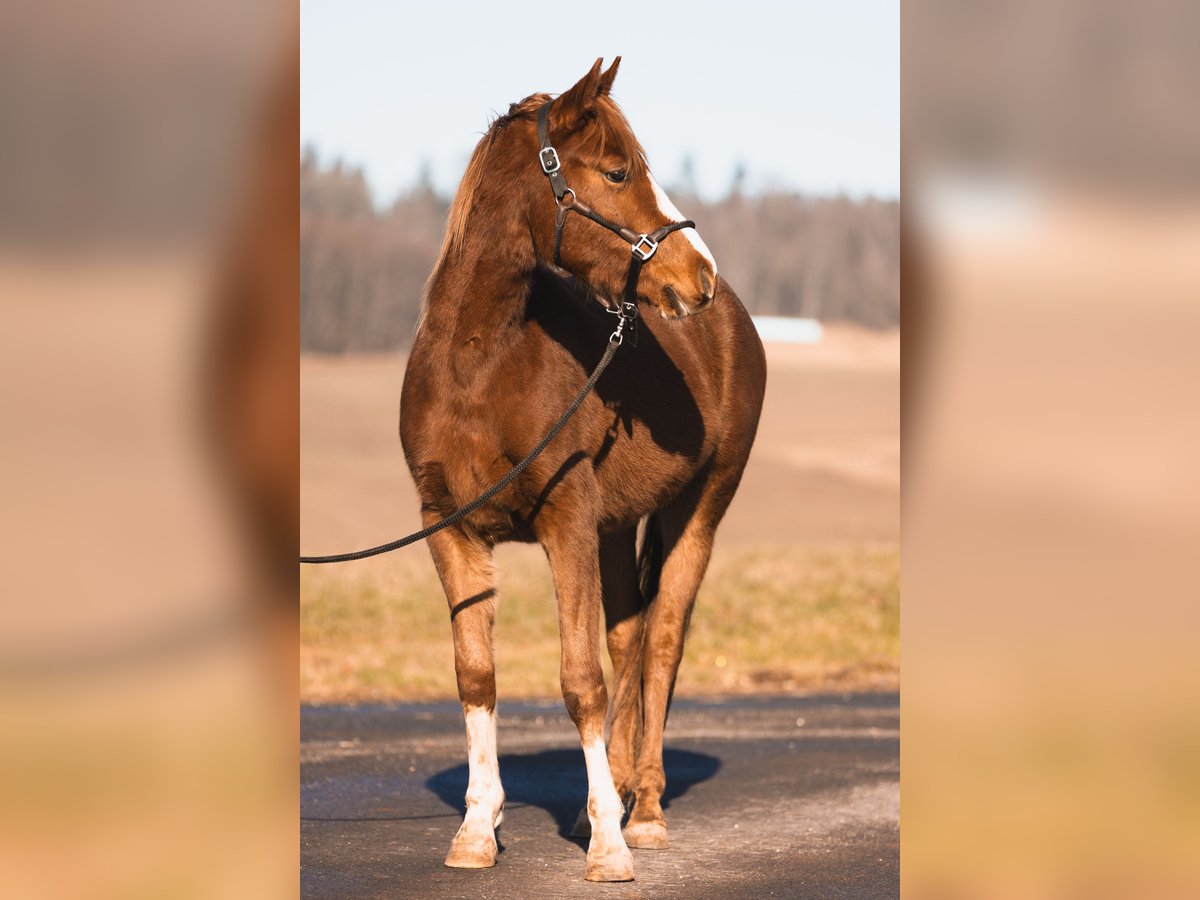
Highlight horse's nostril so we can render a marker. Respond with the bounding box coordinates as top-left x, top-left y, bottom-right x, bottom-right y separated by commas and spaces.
698, 265, 715, 300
